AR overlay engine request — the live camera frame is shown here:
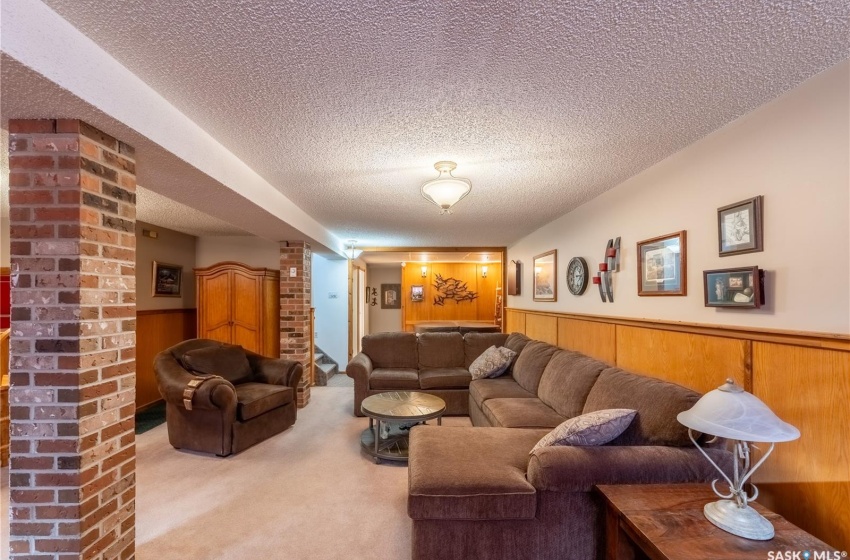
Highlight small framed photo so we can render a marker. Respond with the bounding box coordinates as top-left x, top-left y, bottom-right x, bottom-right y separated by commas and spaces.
704, 266, 764, 308
532, 250, 557, 302
411, 285, 424, 302
718, 195, 763, 256
637, 231, 687, 296
152, 261, 183, 297
381, 283, 401, 309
